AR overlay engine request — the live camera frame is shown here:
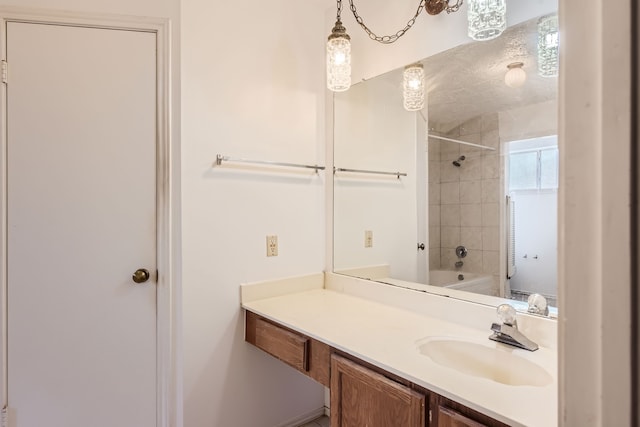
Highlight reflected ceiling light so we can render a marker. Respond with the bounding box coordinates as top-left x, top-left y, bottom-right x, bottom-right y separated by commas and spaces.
504, 62, 526, 88
537, 14, 559, 77
467, 0, 507, 41
403, 63, 425, 111
326, 0, 462, 93
326, 0, 351, 92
